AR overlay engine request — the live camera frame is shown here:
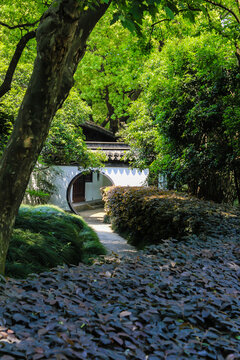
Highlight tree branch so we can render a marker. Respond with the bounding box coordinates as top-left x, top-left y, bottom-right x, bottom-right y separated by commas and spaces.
0, 31, 36, 98
147, 18, 170, 49
236, 0, 240, 14
148, 7, 202, 44
101, 117, 110, 127
204, 0, 240, 23
0, 19, 40, 30
101, 86, 116, 131
151, 18, 171, 29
